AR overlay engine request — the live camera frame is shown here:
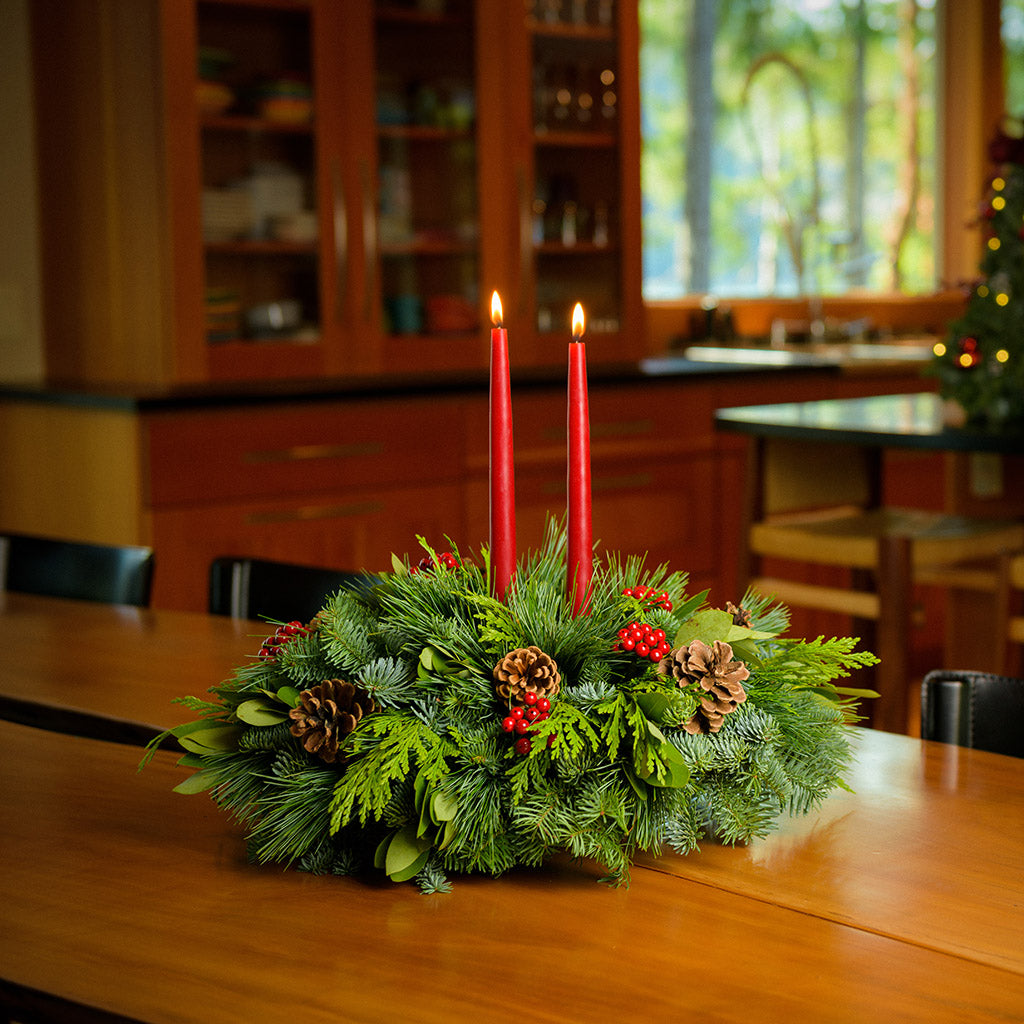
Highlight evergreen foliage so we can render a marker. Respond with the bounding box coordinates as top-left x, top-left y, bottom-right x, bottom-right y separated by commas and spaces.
145, 519, 877, 890
930, 119, 1024, 424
